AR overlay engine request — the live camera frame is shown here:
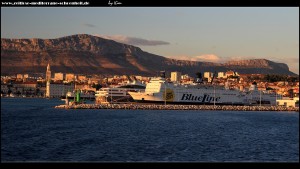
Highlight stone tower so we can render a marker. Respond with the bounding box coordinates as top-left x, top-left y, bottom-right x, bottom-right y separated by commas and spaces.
46, 63, 51, 97
46, 63, 51, 82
